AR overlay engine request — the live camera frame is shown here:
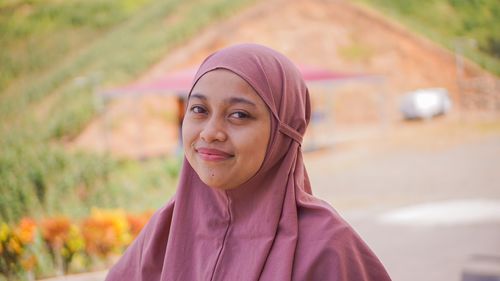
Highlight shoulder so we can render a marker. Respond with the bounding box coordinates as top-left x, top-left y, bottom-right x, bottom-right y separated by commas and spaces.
296, 191, 352, 242
294, 192, 391, 281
